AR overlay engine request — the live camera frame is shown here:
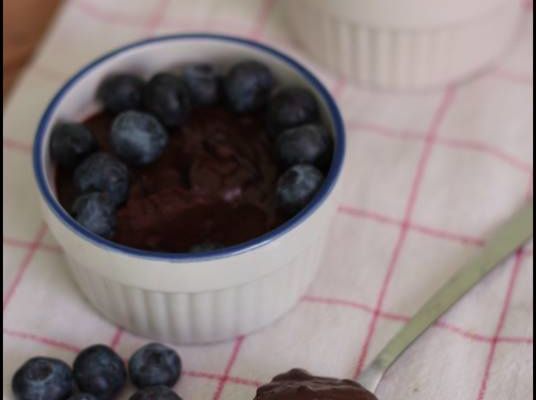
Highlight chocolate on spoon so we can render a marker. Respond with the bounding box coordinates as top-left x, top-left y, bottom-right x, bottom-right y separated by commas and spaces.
254, 368, 377, 399
254, 204, 533, 399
